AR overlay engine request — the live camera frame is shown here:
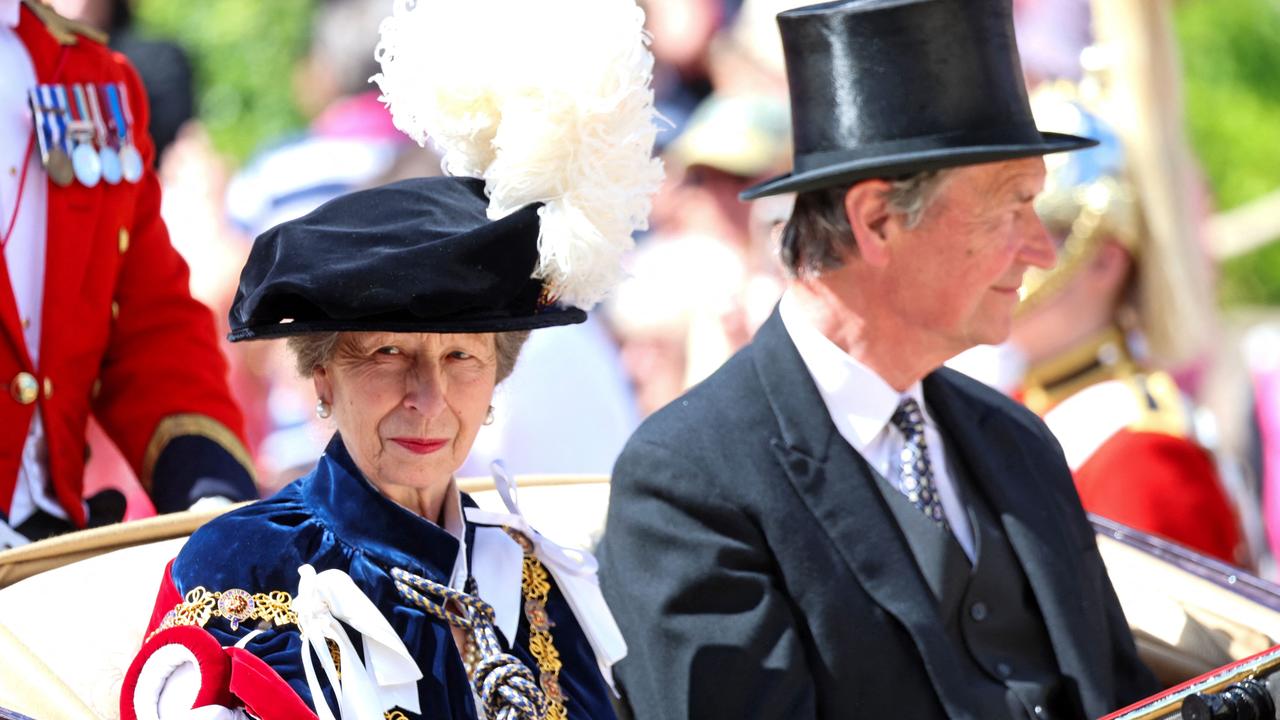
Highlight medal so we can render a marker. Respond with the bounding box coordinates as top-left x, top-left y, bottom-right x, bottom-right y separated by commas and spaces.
109, 83, 143, 183
85, 84, 120, 185
38, 85, 74, 187
66, 85, 101, 188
